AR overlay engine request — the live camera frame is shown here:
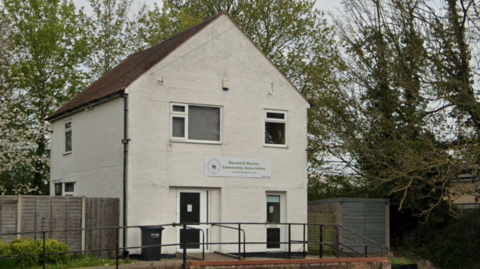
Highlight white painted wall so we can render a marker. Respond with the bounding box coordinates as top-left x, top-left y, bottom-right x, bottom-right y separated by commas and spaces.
125, 14, 309, 254
49, 97, 124, 214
